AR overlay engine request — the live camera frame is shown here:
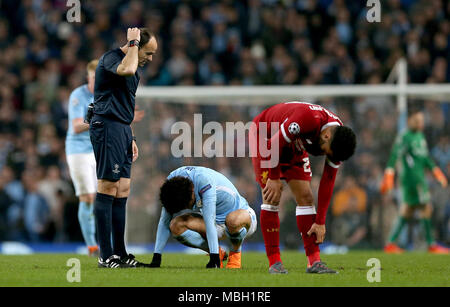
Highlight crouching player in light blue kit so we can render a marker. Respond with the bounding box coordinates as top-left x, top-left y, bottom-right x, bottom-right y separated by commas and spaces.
149, 166, 257, 269
65, 60, 99, 256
